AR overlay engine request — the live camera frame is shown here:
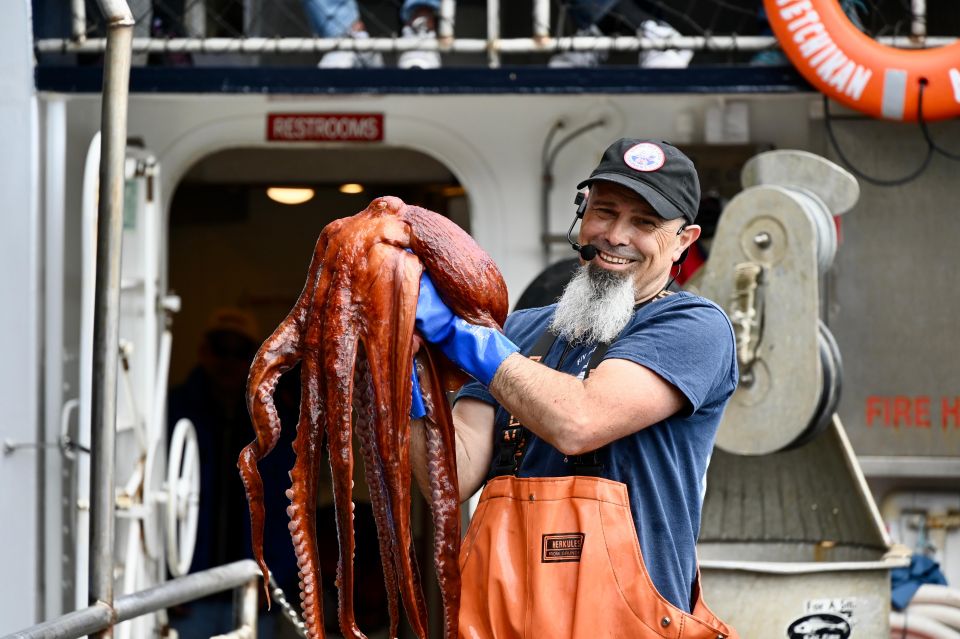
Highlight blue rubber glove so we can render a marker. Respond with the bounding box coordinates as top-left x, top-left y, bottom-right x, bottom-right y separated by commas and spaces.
410, 367, 427, 419
415, 272, 519, 386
